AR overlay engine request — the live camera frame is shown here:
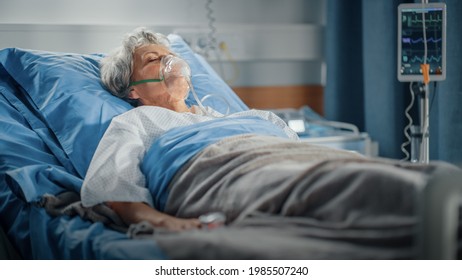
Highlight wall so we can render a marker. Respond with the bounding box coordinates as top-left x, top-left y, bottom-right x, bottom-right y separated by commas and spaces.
0, 0, 325, 92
